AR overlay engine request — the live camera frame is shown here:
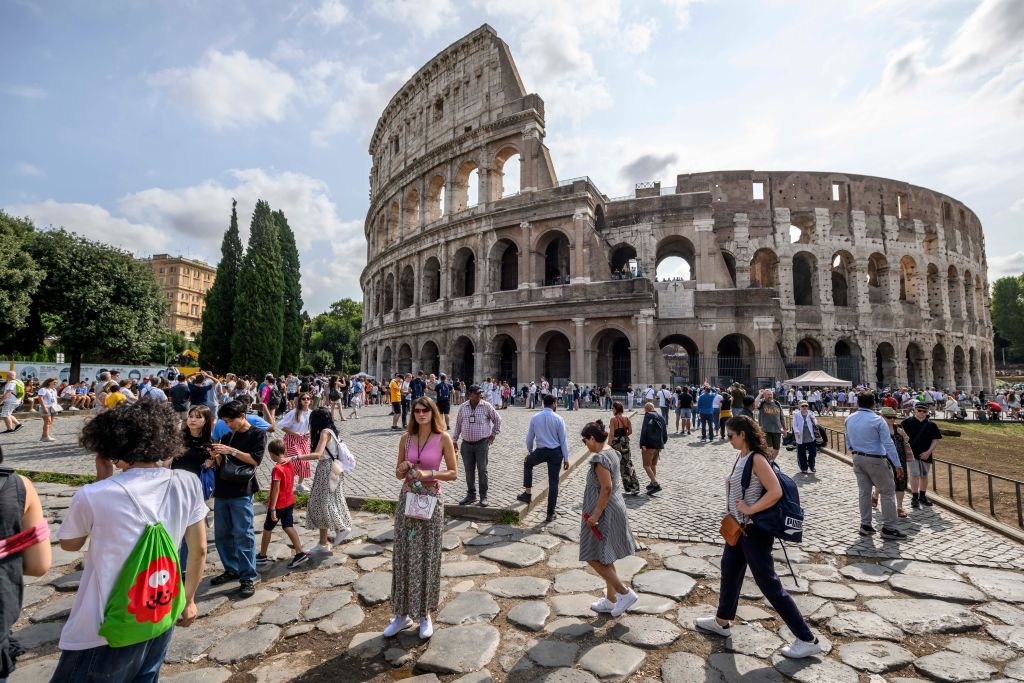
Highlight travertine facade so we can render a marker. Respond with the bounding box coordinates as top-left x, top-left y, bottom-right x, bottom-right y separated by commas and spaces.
139, 254, 216, 340
360, 25, 995, 392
